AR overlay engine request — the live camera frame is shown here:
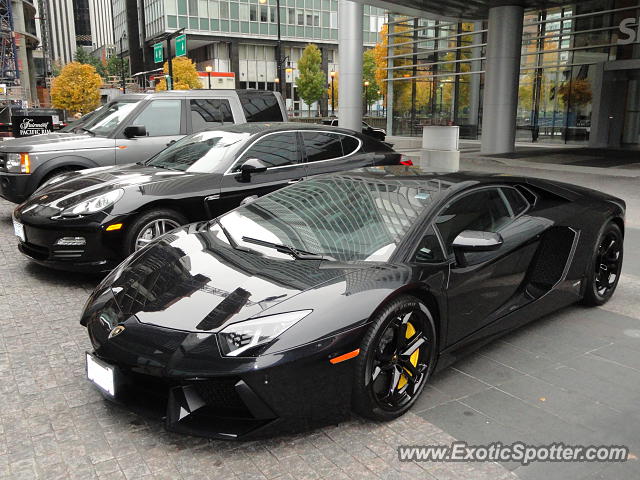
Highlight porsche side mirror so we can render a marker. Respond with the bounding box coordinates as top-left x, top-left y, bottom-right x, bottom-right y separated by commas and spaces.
451, 230, 503, 267
123, 125, 147, 138
239, 158, 268, 181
